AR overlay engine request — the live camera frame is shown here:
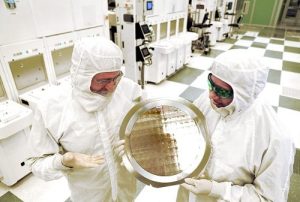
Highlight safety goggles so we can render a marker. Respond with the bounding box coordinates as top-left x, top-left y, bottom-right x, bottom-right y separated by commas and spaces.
207, 73, 233, 99
95, 71, 123, 85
